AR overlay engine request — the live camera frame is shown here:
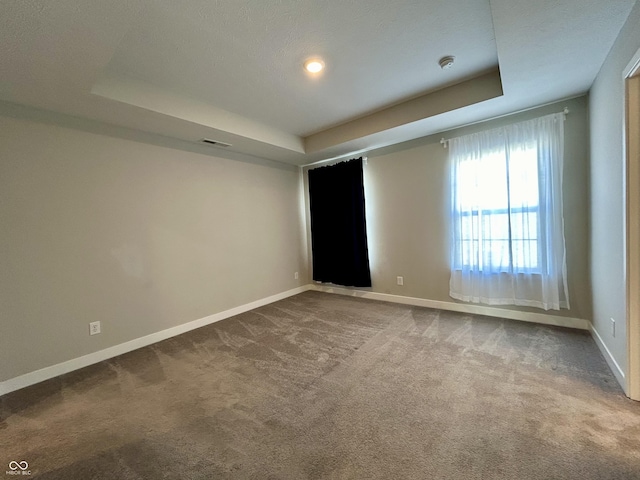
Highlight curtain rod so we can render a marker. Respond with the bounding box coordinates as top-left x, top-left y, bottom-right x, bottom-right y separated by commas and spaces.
306, 155, 367, 169
440, 107, 570, 148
